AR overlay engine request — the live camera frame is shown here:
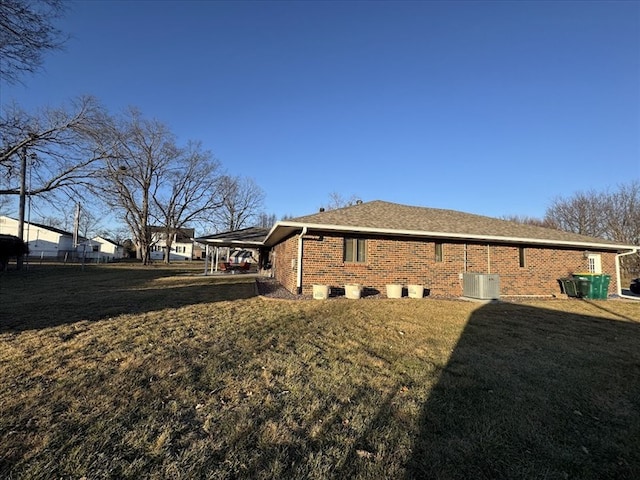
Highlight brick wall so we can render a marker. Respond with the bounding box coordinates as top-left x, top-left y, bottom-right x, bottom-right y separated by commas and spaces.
273, 232, 620, 297
272, 235, 299, 293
